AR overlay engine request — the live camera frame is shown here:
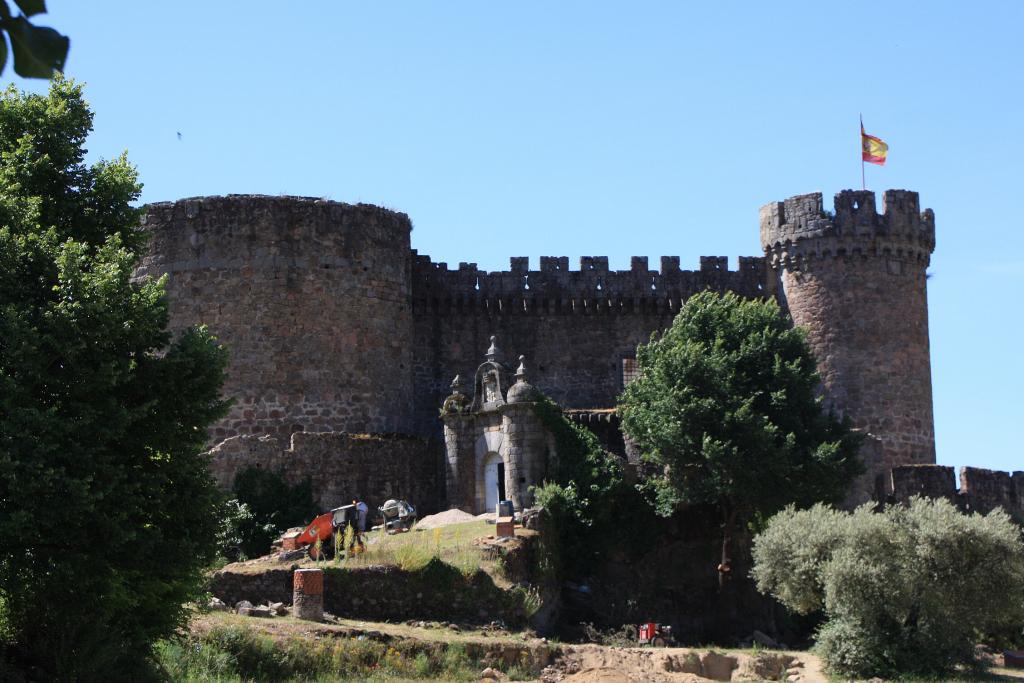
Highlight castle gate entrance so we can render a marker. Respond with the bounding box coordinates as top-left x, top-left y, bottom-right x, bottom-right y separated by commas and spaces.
483, 452, 505, 513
